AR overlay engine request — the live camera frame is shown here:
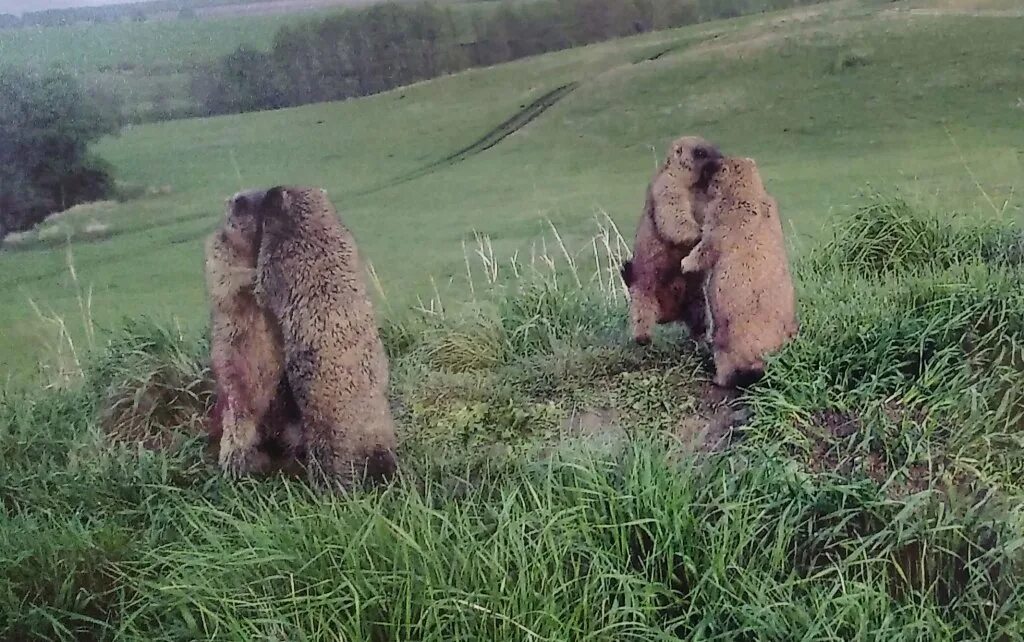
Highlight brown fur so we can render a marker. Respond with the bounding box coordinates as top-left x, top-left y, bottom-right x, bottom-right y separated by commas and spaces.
622, 136, 722, 344
679, 157, 798, 387
254, 186, 398, 492
205, 190, 303, 476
